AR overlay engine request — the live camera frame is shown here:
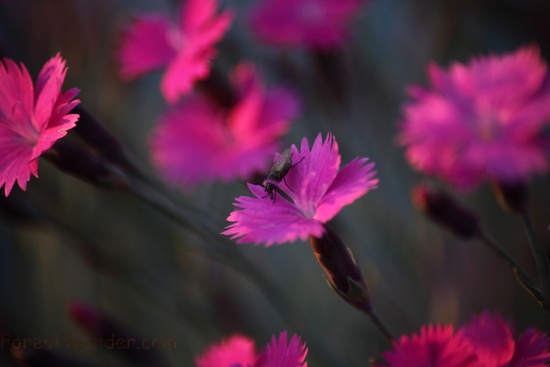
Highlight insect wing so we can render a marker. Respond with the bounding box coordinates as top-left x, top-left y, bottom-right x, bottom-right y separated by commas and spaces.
269, 148, 293, 180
